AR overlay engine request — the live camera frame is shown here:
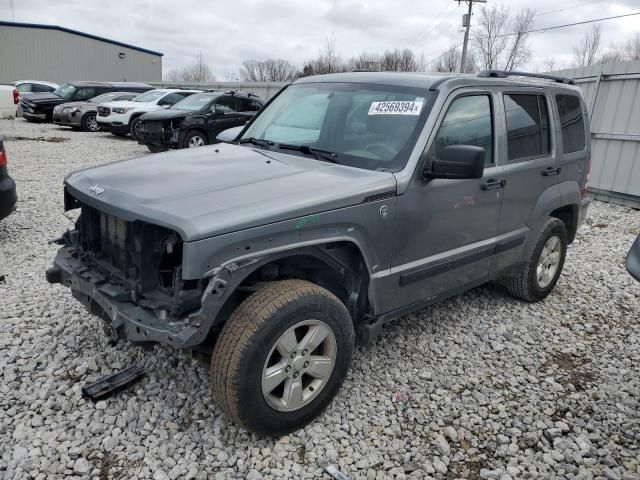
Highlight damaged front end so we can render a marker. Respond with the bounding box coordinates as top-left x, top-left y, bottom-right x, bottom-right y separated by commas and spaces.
46, 196, 223, 348
140, 119, 181, 149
